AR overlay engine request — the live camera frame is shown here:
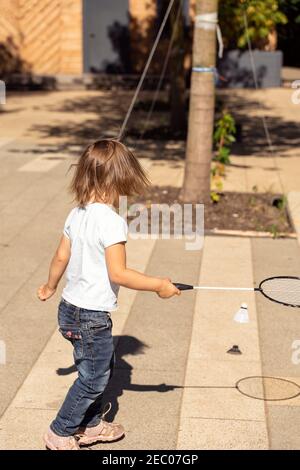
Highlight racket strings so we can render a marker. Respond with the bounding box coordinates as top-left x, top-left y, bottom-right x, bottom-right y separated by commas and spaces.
260, 277, 300, 307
